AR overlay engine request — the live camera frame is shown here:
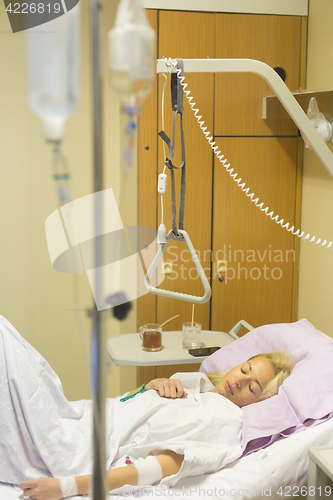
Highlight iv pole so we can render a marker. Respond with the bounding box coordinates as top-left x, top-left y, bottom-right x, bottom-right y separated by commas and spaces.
89, 1, 153, 496
90, 0, 106, 499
